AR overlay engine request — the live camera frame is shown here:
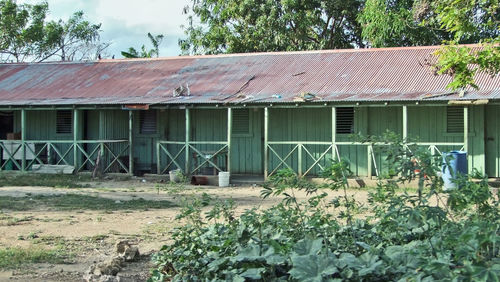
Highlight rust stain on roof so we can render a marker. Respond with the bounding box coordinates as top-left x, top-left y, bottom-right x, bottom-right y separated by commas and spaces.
0, 45, 498, 106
